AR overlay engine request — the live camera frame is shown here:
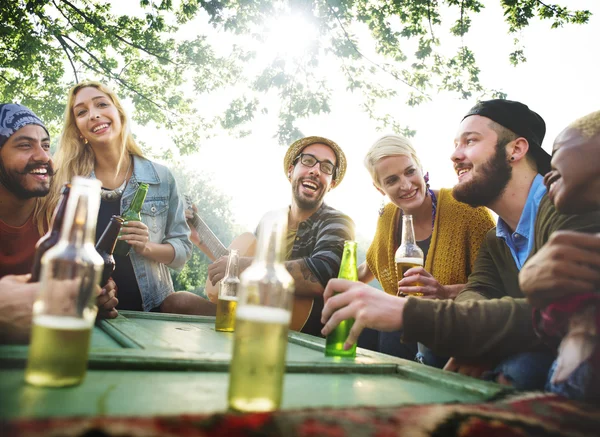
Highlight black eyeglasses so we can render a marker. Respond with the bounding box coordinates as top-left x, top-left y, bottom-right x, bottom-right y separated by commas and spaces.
294, 153, 336, 176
